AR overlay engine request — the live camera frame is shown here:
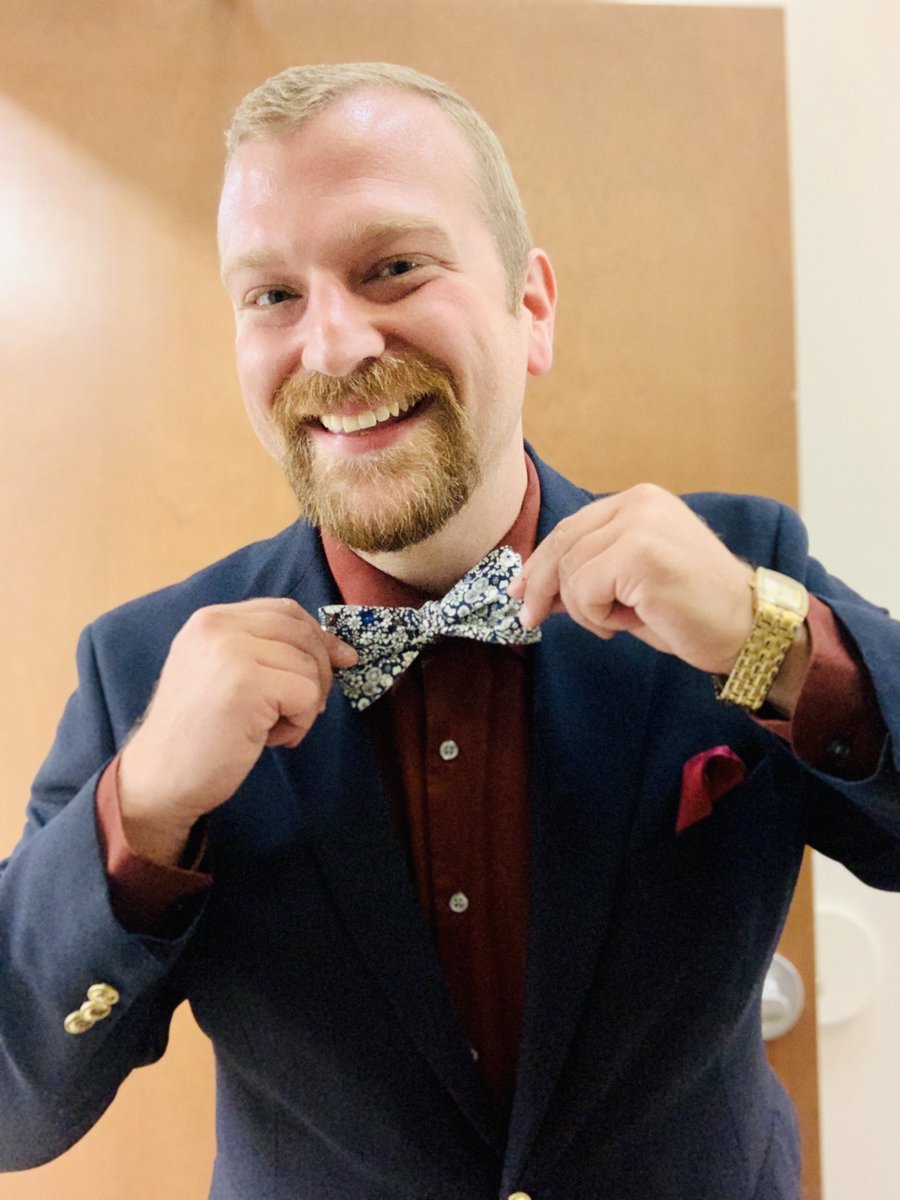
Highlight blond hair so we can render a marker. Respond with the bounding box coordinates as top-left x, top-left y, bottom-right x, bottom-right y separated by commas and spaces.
225, 62, 531, 310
